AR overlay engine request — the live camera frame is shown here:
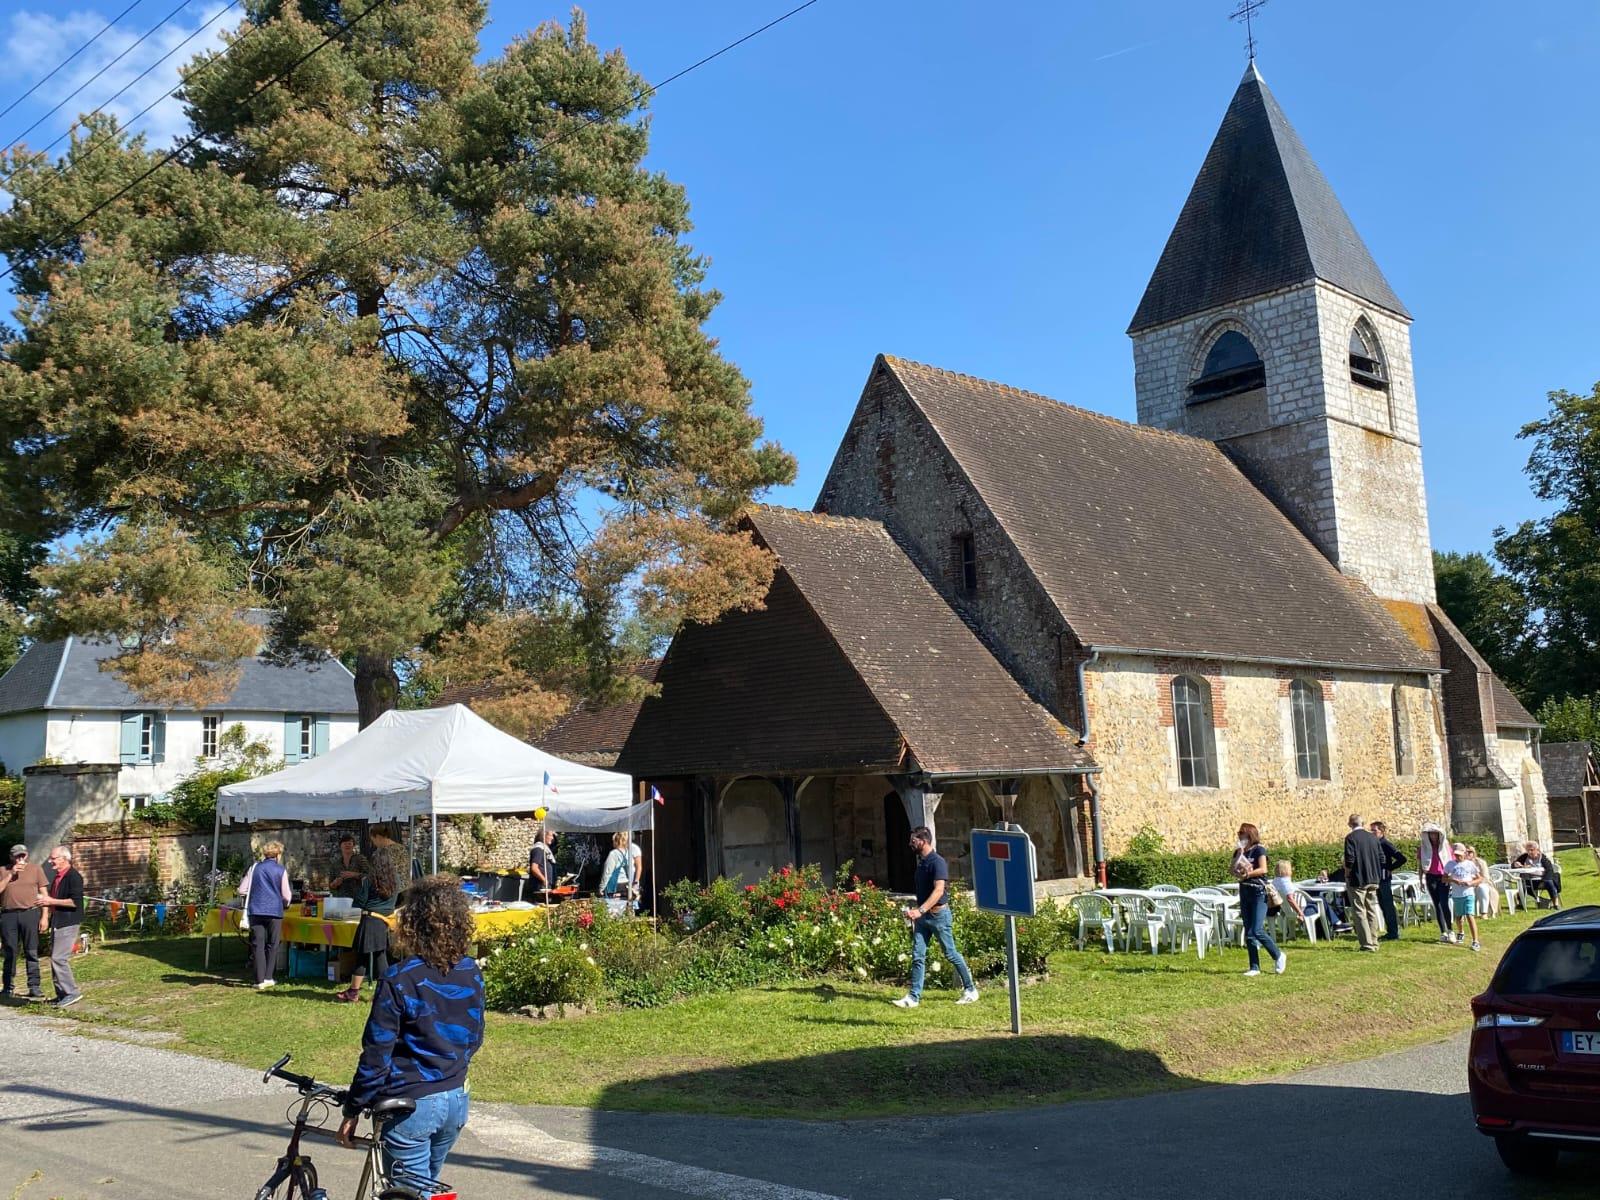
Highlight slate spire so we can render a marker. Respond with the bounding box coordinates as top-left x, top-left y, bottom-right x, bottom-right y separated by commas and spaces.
1128, 63, 1408, 333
